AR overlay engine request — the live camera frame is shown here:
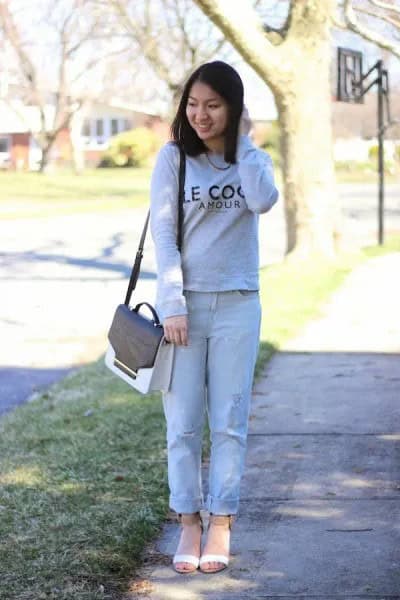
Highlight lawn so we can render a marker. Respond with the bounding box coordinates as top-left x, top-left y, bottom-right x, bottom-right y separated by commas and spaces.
335, 161, 399, 183
1, 163, 398, 220
1, 234, 399, 599
0, 168, 152, 219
